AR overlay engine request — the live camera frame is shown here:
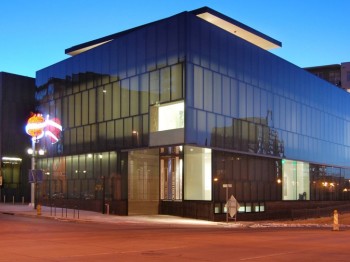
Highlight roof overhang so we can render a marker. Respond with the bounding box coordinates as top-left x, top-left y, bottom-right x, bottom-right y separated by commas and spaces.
67, 40, 112, 56
65, 7, 281, 56
191, 7, 281, 50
